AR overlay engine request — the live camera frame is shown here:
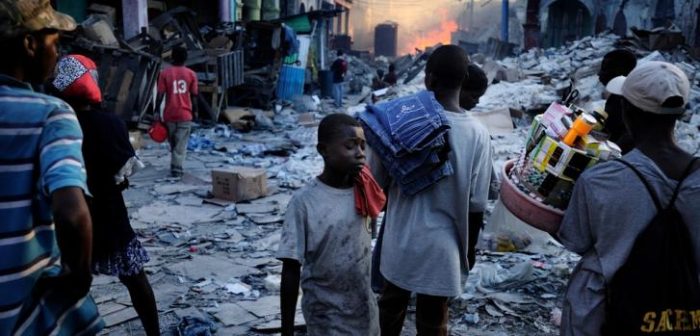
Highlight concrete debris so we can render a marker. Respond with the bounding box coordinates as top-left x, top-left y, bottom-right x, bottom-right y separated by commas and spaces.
177, 316, 217, 336
103, 307, 139, 327
95, 32, 700, 335
251, 311, 306, 332
236, 296, 280, 318
214, 303, 258, 327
